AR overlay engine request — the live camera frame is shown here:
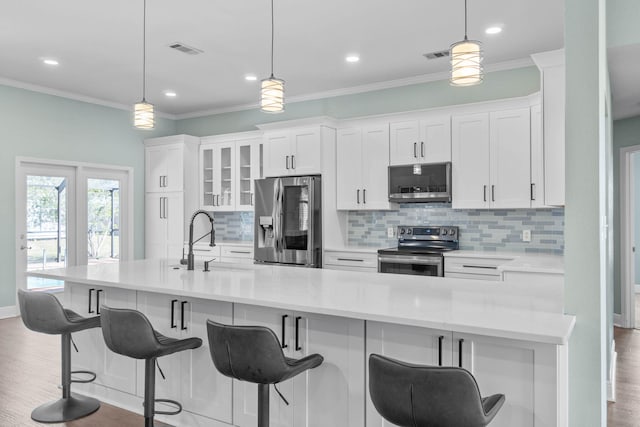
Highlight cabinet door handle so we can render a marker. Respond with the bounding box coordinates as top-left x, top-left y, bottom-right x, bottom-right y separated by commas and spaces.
88, 288, 95, 314
357, 189, 360, 204
438, 335, 444, 366
491, 185, 495, 202
413, 142, 417, 158
229, 250, 251, 254
421, 141, 425, 158
281, 315, 289, 348
96, 290, 103, 314
286, 155, 290, 170
159, 198, 163, 219
159, 176, 163, 188
164, 176, 168, 188
170, 299, 178, 328
180, 301, 188, 330
336, 258, 364, 262
165, 197, 169, 218
363, 189, 366, 204
295, 316, 302, 351
531, 183, 536, 201
483, 185, 487, 202
458, 338, 464, 367
291, 155, 295, 169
